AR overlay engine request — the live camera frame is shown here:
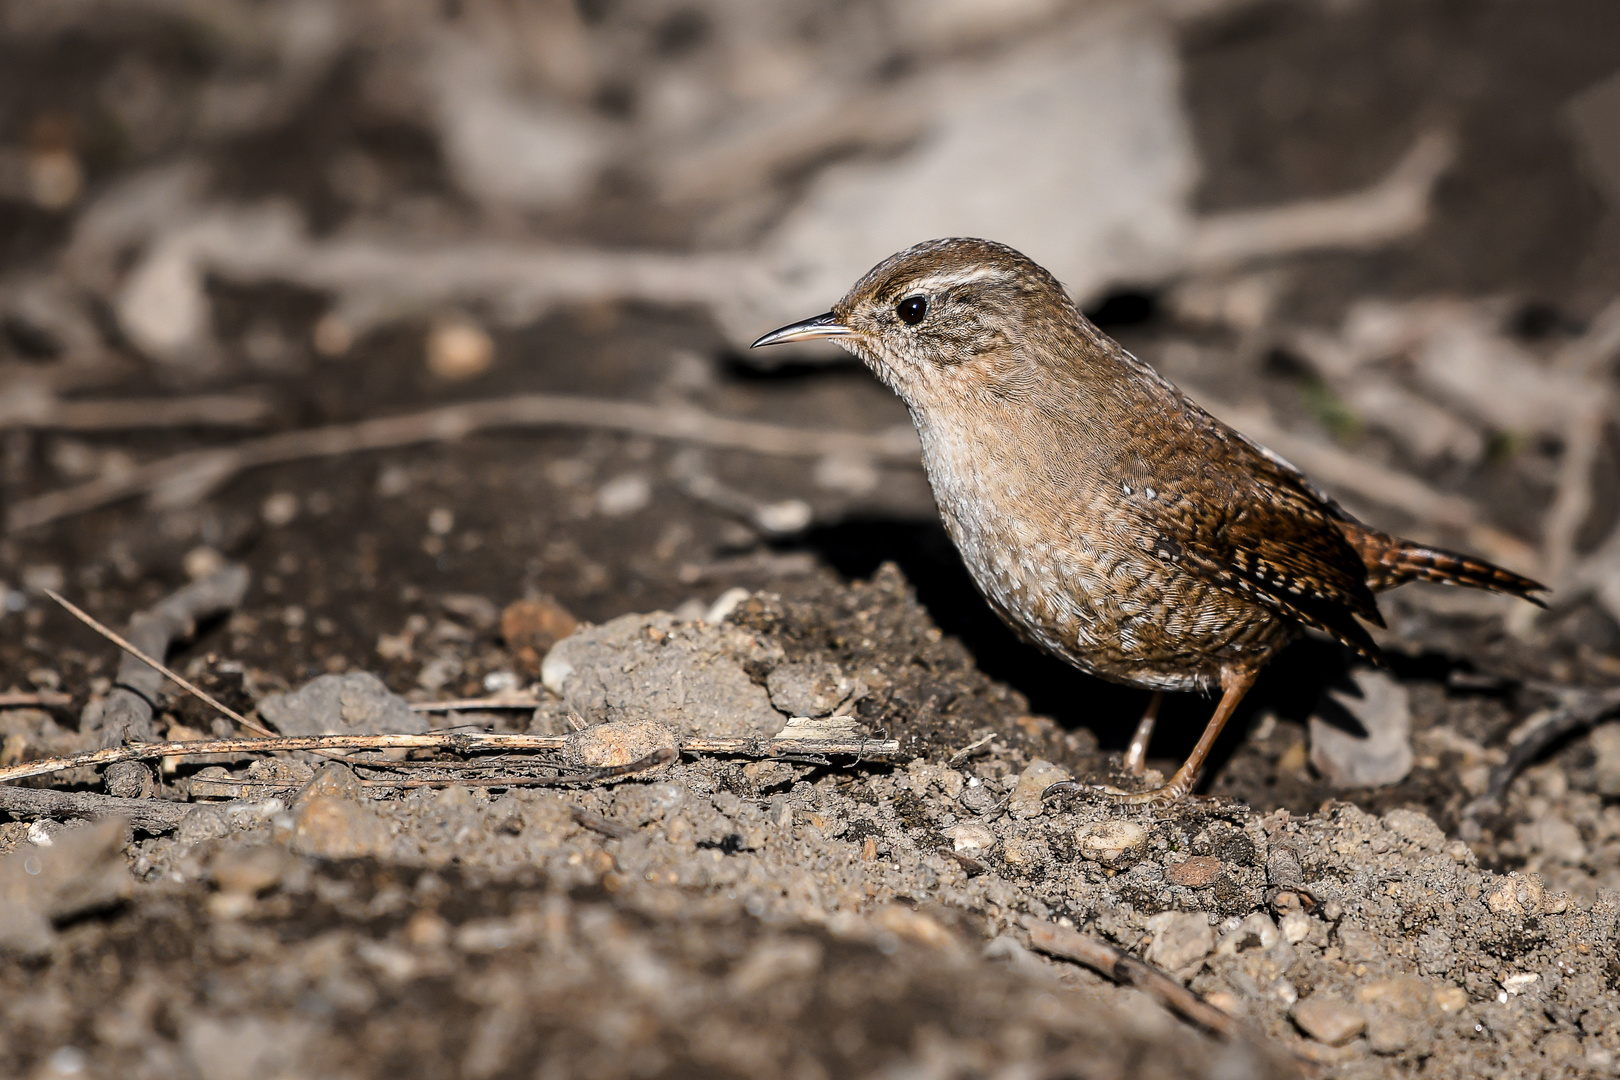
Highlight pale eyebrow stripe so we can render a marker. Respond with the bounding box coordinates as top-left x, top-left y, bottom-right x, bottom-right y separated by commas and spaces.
892, 265, 1014, 298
